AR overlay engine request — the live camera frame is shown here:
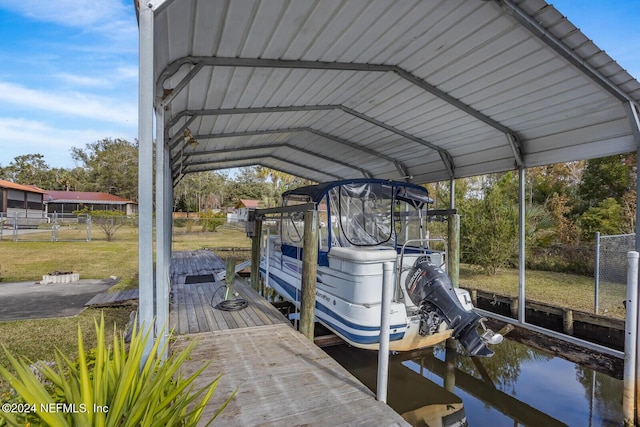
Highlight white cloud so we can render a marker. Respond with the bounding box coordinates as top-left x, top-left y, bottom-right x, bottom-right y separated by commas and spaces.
0, 81, 137, 125
116, 66, 139, 81
0, 0, 135, 39
54, 73, 112, 88
0, 117, 136, 168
